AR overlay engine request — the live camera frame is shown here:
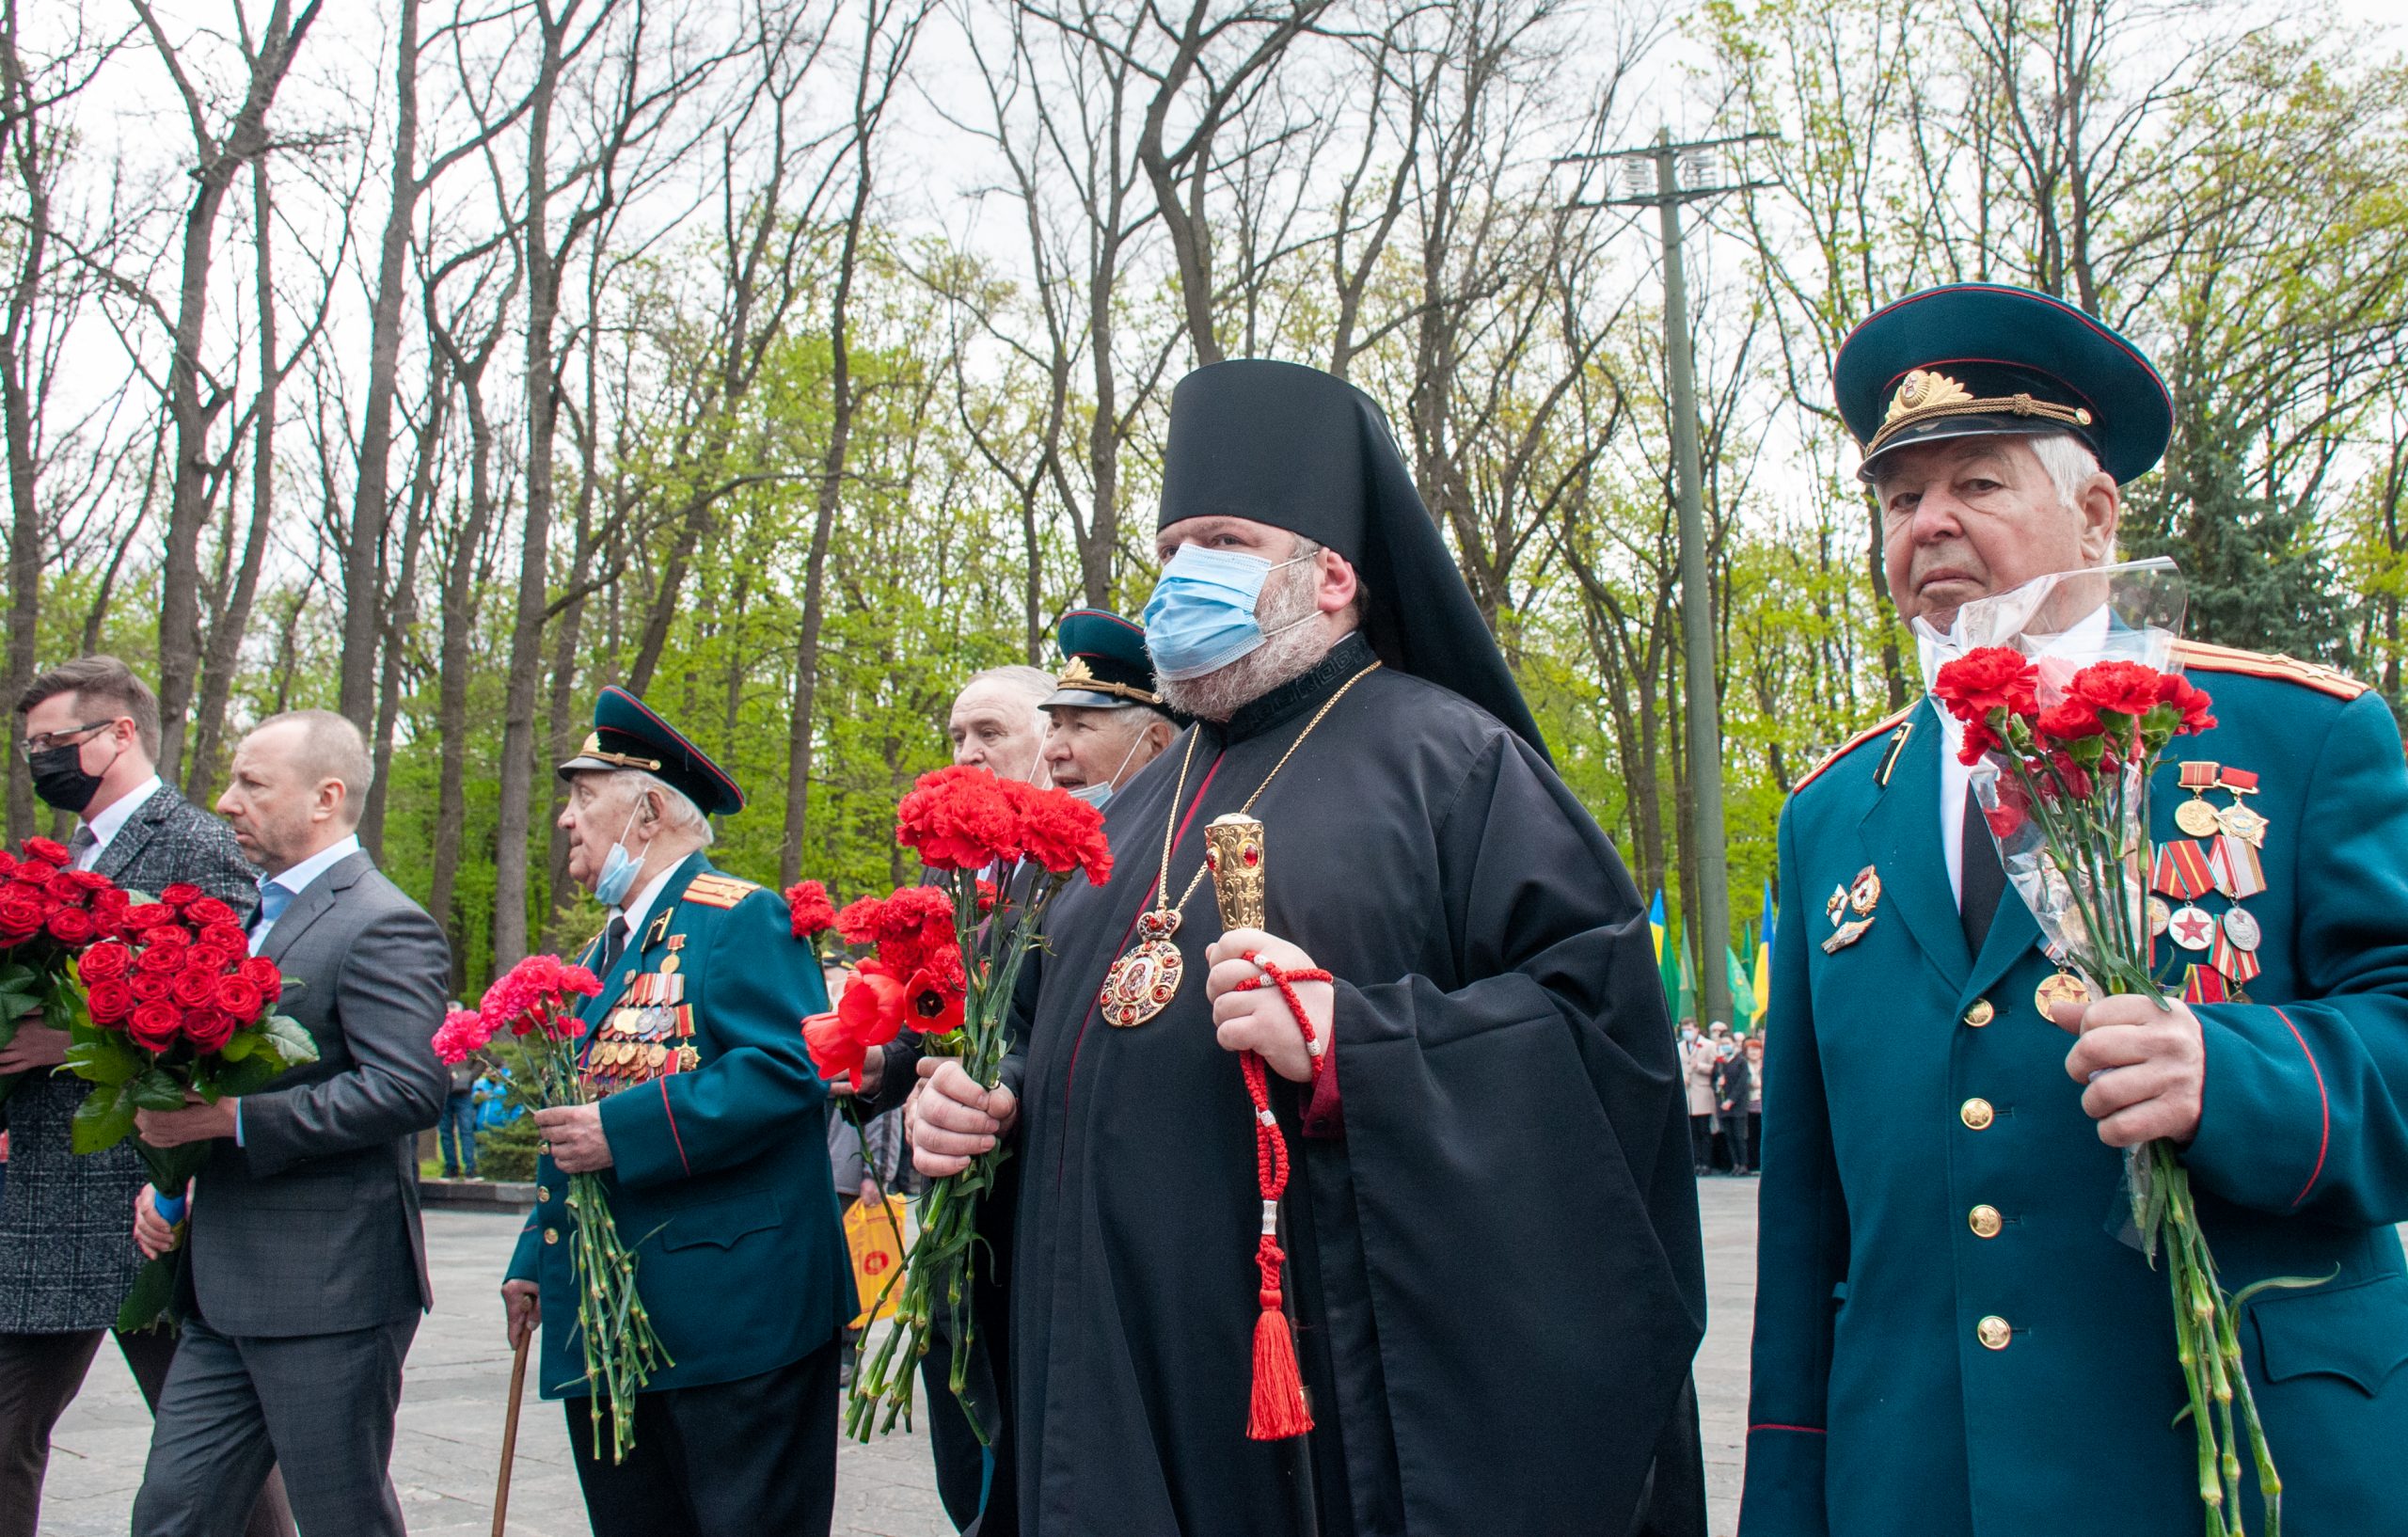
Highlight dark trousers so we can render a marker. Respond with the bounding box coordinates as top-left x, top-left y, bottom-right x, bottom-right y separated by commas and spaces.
0, 1325, 291, 1537
567, 1339, 839, 1537
134, 1314, 412, 1537
438, 1092, 478, 1176
1687, 1114, 1714, 1173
